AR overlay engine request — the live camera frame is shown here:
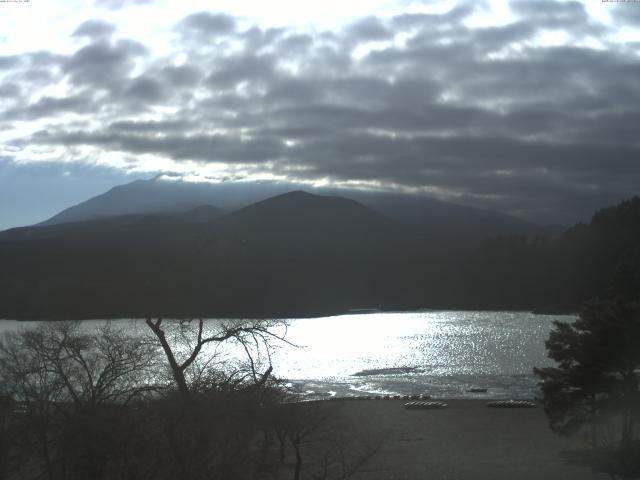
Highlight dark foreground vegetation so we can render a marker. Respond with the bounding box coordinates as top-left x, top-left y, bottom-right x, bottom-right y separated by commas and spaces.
536, 296, 640, 479
0, 320, 381, 480
1, 193, 640, 319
